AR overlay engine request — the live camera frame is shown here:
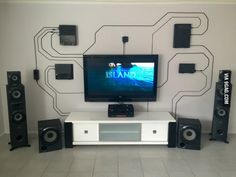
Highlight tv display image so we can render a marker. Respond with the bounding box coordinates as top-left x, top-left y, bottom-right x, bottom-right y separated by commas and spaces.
83, 55, 158, 102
